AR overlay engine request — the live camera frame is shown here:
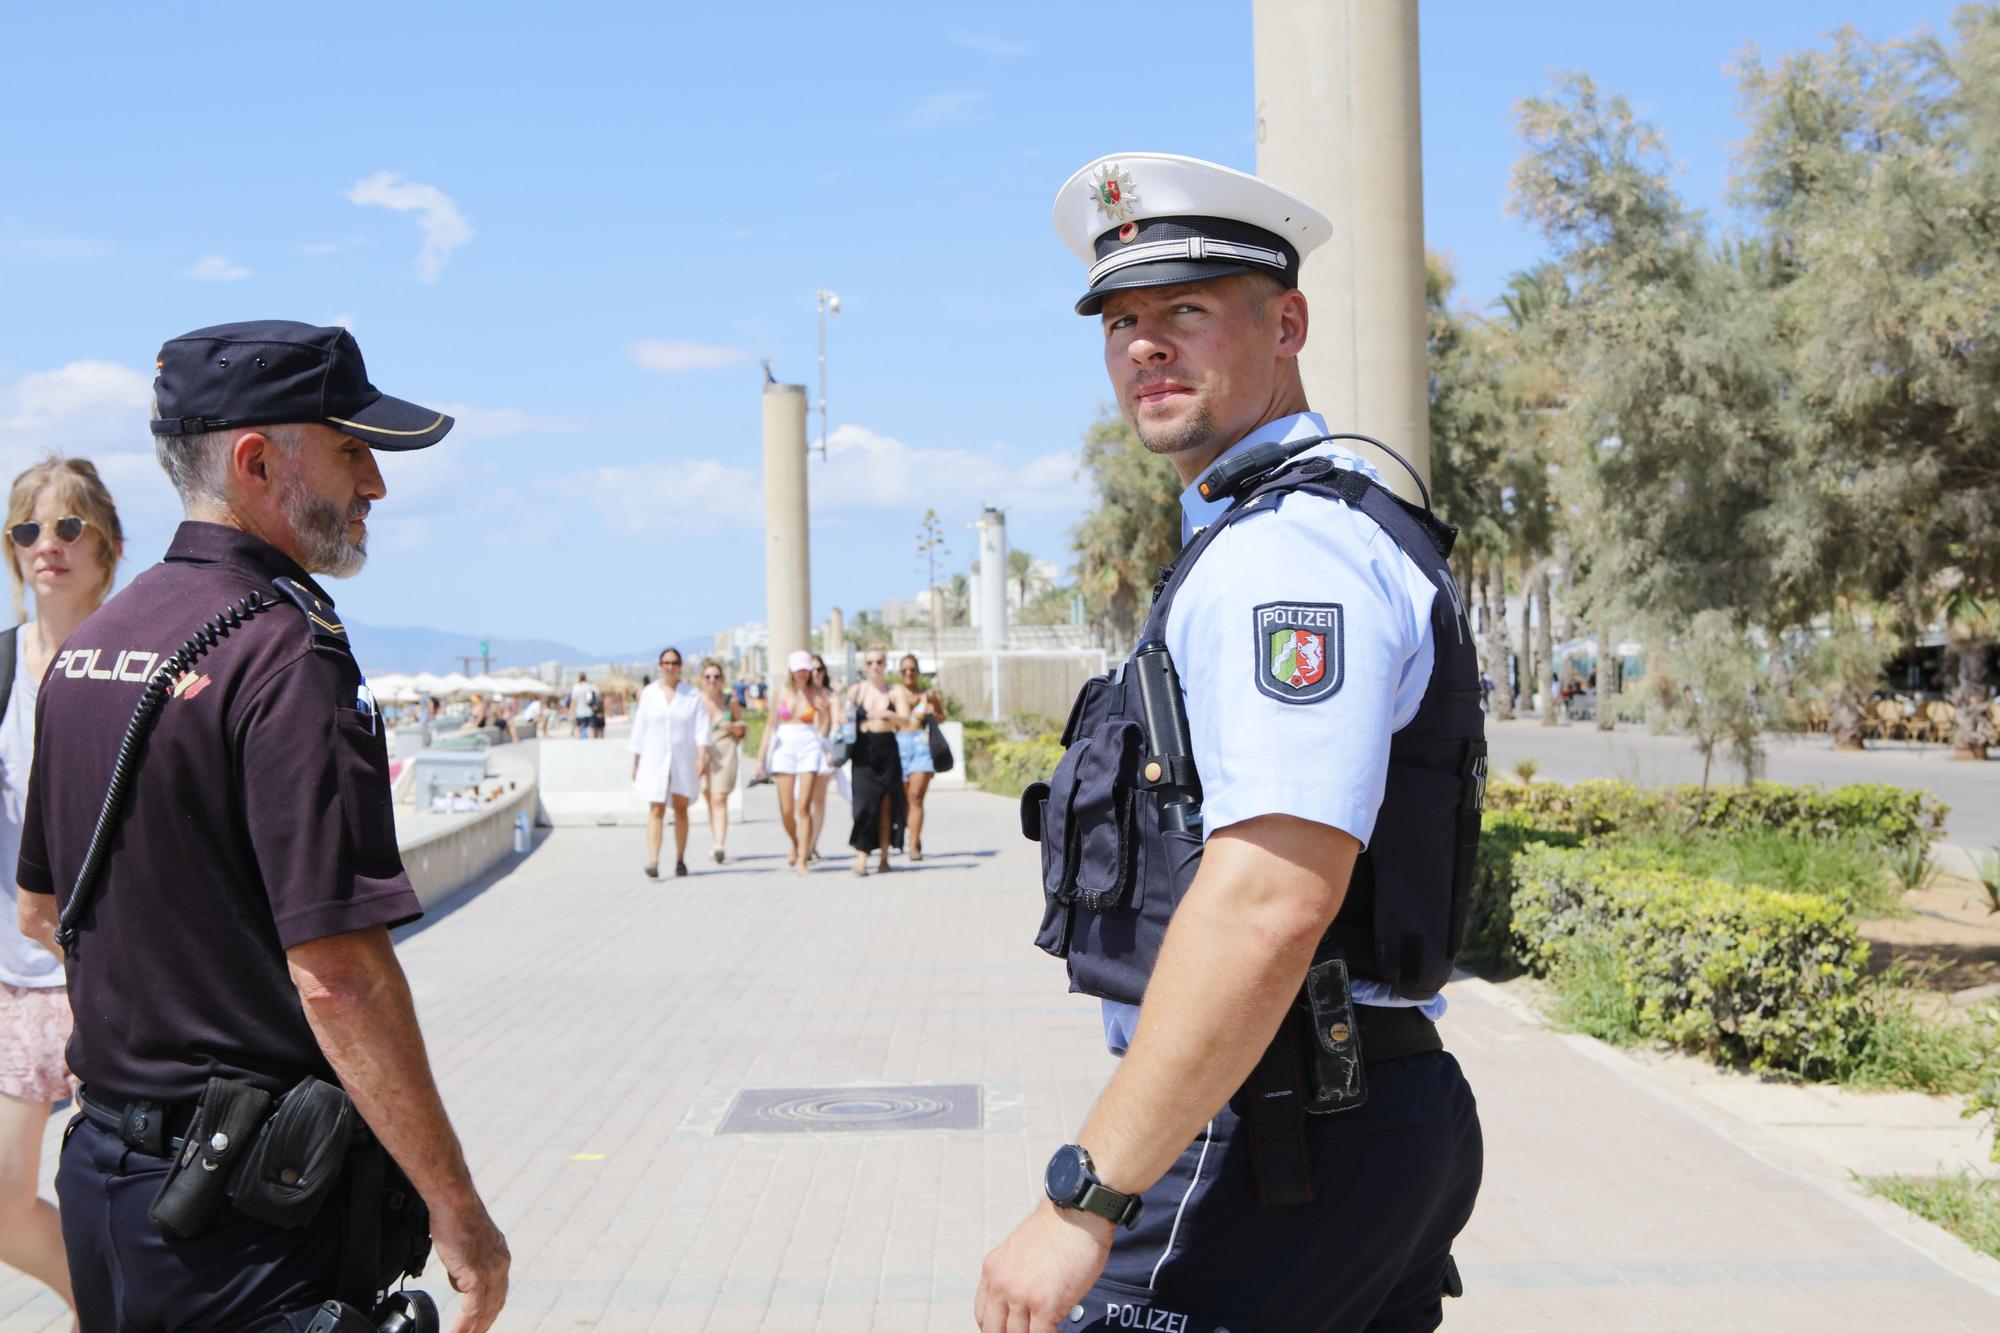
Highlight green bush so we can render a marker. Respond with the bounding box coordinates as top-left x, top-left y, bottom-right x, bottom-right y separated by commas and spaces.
1590, 829, 1899, 916
1967, 1006, 2000, 1162
967, 729, 1063, 798
1461, 813, 1581, 968
1484, 778, 1946, 854
1510, 845, 1871, 1078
